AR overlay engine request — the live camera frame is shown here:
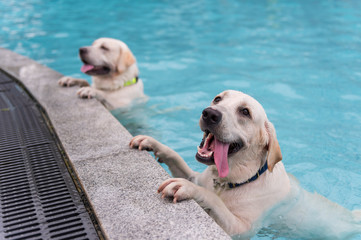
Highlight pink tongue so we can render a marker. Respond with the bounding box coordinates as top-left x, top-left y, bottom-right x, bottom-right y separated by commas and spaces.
81, 64, 94, 73
214, 138, 230, 178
